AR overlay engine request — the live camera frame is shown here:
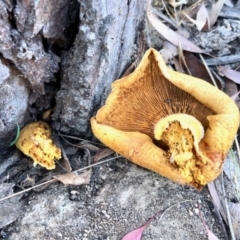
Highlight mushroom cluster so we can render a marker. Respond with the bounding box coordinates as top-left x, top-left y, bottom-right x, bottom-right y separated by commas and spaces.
91, 48, 239, 189
16, 121, 61, 170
